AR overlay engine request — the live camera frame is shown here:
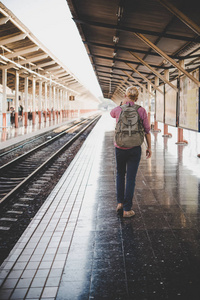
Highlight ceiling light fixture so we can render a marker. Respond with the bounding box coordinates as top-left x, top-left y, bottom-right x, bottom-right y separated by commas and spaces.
113, 36, 119, 44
